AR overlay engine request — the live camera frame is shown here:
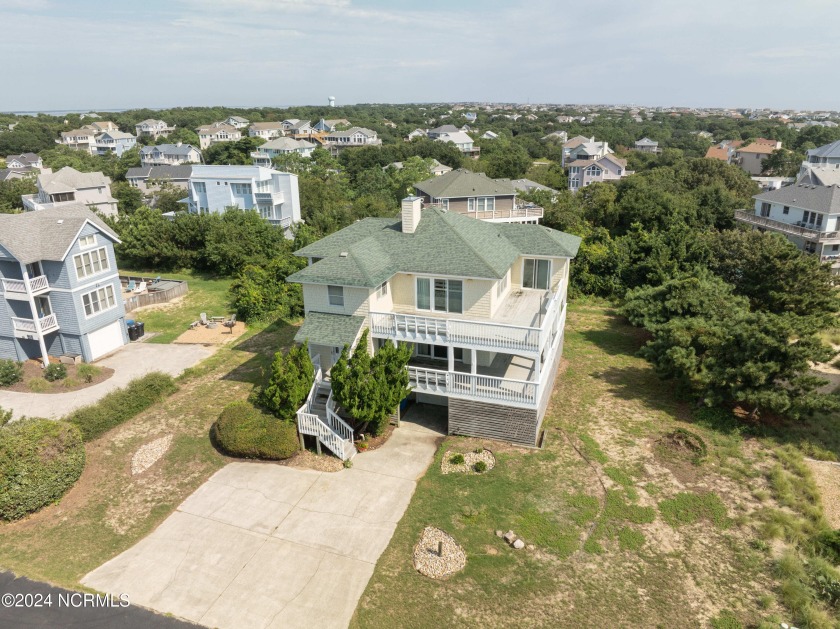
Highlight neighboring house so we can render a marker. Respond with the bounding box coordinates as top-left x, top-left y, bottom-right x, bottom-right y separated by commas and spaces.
752, 176, 795, 192
21, 167, 118, 217
510, 179, 558, 196
323, 127, 381, 155
734, 183, 840, 271
481, 131, 499, 140
798, 140, 840, 185
567, 155, 631, 192
0, 204, 129, 366
427, 125, 460, 139
126, 165, 193, 192
83, 121, 118, 133
139, 143, 201, 166
5, 153, 42, 172
184, 165, 301, 233
705, 145, 734, 162
733, 139, 783, 175
287, 199, 581, 454
563, 138, 612, 166
694, 130, 714, 140
406, 128, 427, 141
435, 131, 480, 158
385, 159, 452, 177
225, 116, 250, 129
414, 168, 543, 223
463, 112, 477, 122
556, 115, 574, 123
250, 138, 316, 167
541, 130, 569, 143
312, 119, 334, 133
281, 119, 301, 131
196, 123, 242, 150
58, 128, 97, 154
93, 131, 137, 157
248, 122, 285, 140
286, 120, 313, 136
0, 170, 29, 182
634, 137, 661, 153
135, 119, 175, 140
